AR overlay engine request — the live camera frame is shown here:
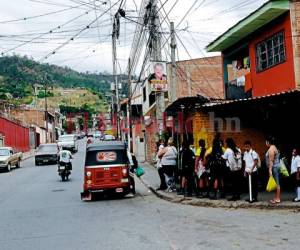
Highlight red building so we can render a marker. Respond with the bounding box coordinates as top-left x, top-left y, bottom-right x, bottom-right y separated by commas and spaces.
0, 115, 30, 152
206, 0, 300, 99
